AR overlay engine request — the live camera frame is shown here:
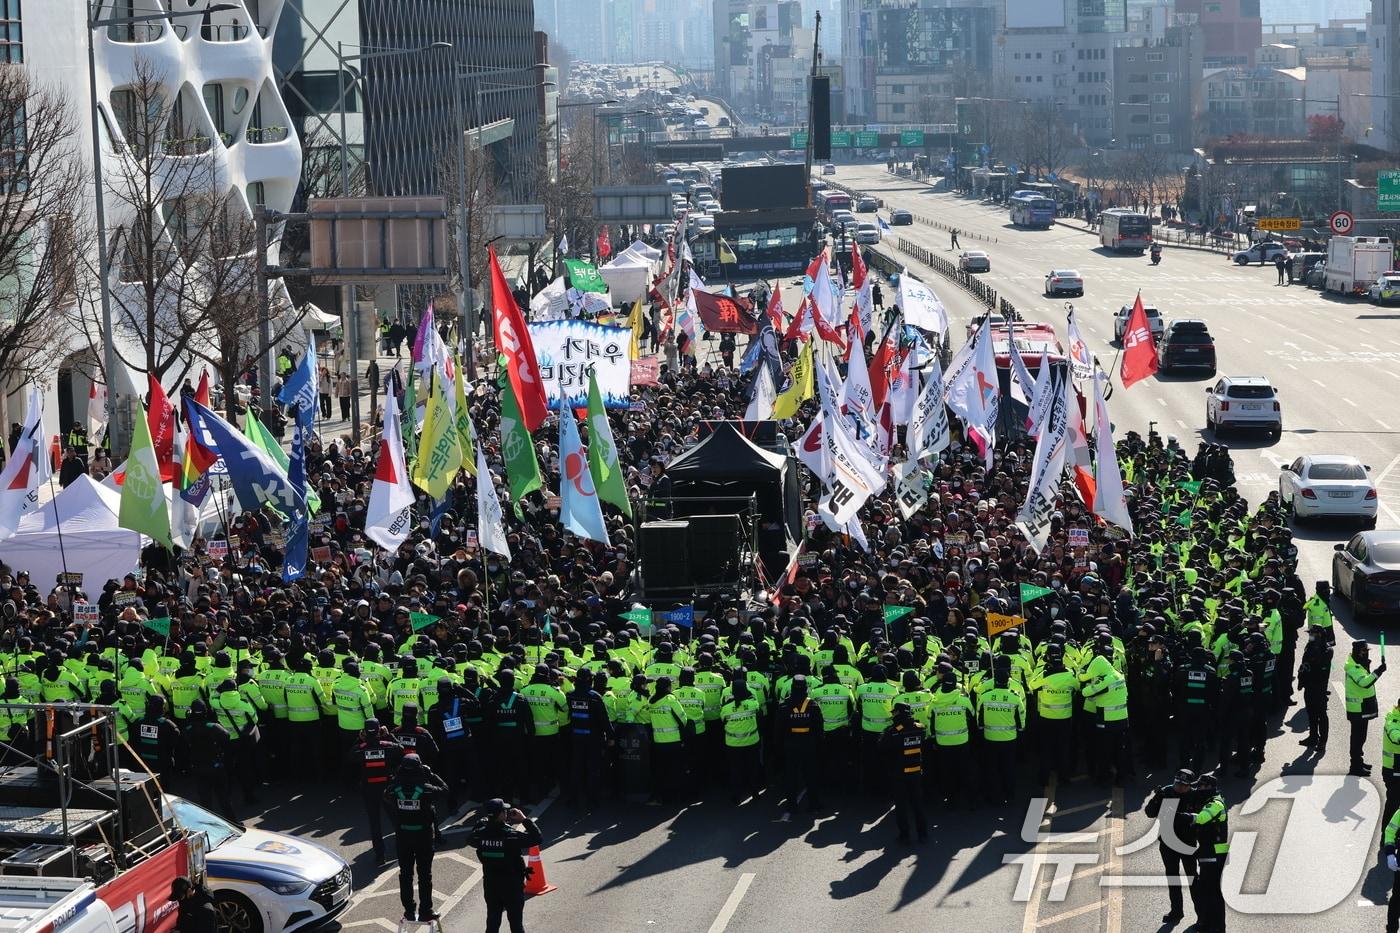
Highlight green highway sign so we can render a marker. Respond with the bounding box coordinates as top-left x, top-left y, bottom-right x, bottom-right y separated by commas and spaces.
900, 130, 925, 146
790, 131, 808, 148
831, 130, 851, 148
855, 130, 880, 147
1380, 170, 1400, 212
